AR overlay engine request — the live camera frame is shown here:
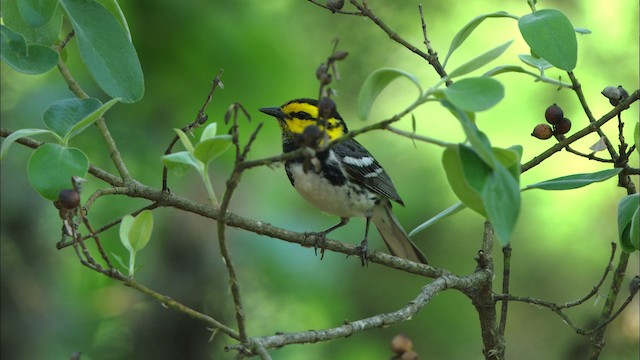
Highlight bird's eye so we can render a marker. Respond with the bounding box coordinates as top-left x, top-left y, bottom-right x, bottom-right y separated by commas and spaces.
291, 111, 313, 120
